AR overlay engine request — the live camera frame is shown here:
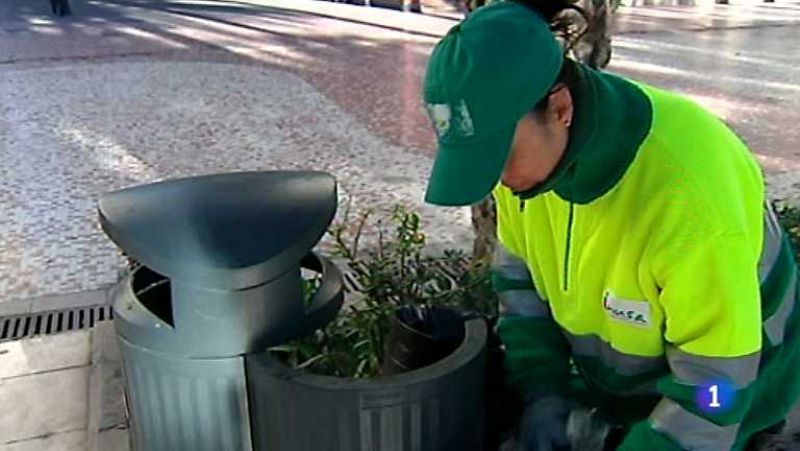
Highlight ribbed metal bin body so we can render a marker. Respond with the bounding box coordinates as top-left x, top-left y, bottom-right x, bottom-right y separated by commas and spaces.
119, 337, 252, 451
